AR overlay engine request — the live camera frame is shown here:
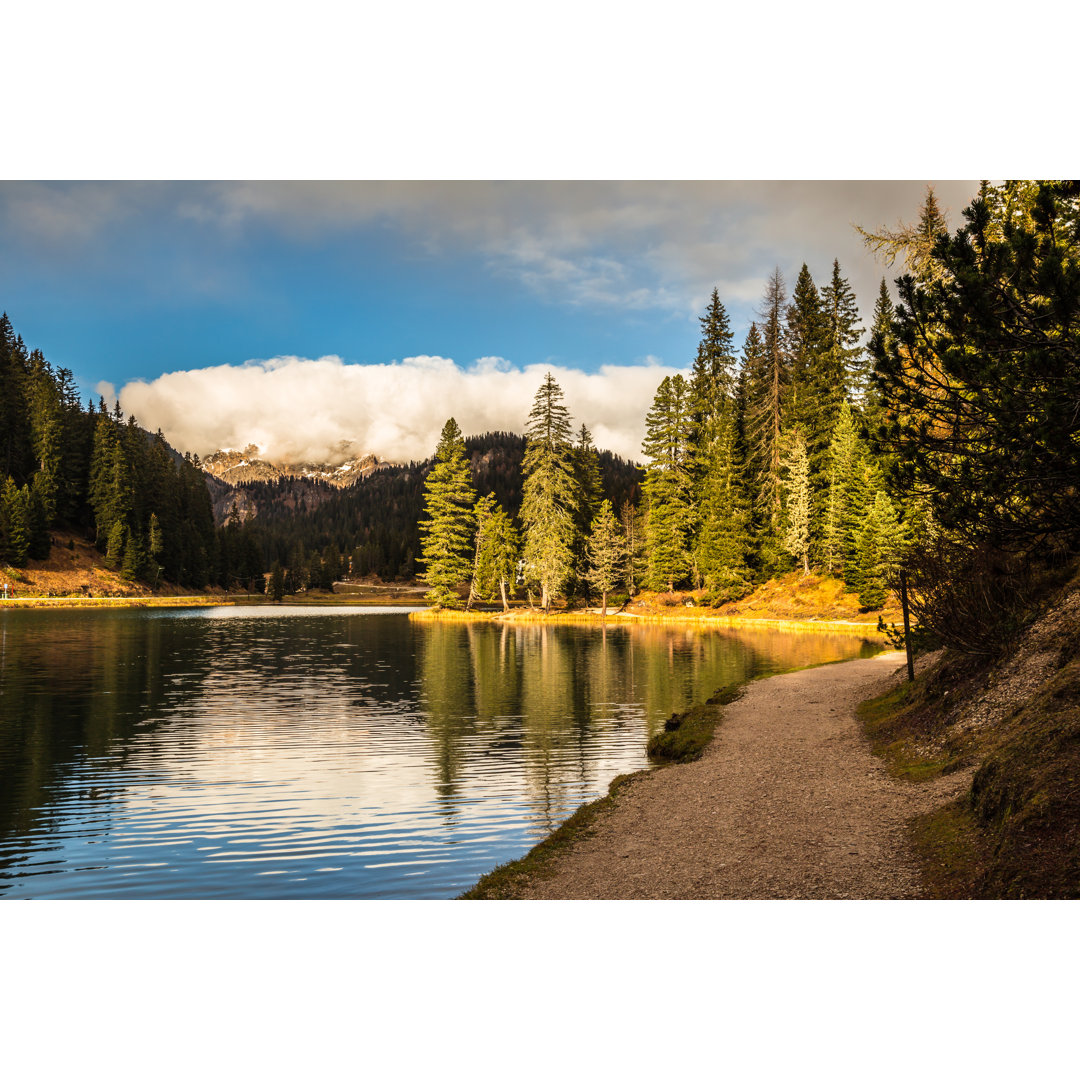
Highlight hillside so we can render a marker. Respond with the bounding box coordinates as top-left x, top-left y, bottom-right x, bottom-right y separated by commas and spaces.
623, 572, 902, 624
1, 530, 154, 598
859, 568, 1080, 898
212, 431, 644, 580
